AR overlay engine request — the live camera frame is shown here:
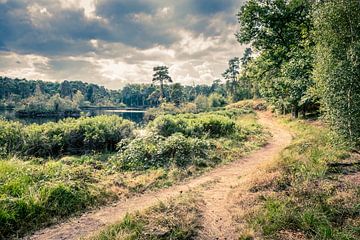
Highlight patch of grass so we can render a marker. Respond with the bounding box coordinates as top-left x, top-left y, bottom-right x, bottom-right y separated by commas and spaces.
0, 159, 114, 239
238, 117, 360, 240
86, 193, 204, 240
